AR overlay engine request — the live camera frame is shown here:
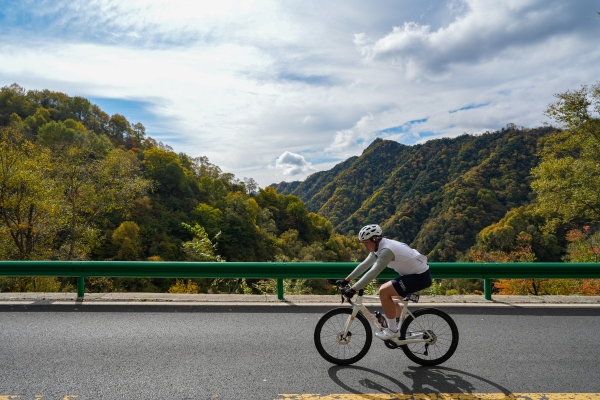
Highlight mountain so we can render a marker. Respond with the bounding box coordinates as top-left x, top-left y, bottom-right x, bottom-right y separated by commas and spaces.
0, 83, 366, 268
272, 125, 558, 261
